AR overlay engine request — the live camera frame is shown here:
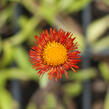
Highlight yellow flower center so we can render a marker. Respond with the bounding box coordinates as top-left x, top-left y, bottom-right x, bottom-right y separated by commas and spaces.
43, 41, 68, 66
